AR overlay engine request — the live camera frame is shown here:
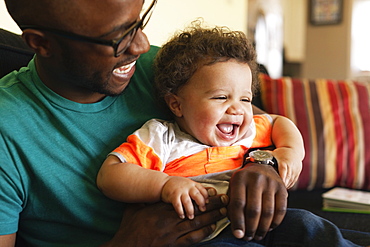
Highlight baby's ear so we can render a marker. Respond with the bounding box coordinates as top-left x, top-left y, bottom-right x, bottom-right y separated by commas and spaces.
164, 94, 183, 117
